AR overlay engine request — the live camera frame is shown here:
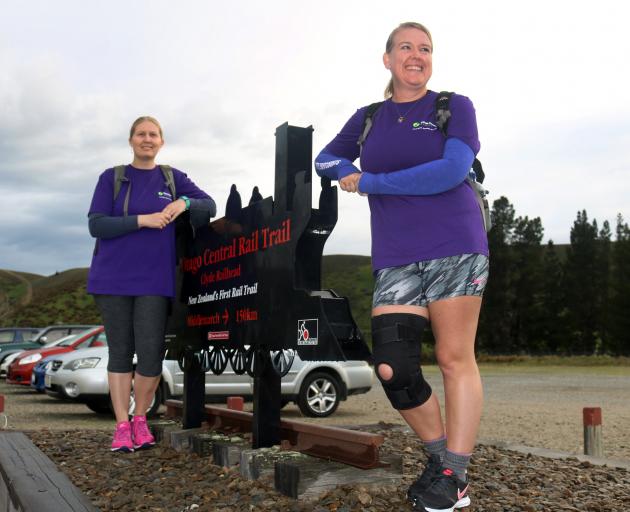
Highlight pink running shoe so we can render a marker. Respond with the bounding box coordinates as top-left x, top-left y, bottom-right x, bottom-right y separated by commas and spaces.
111, 421, 134, 453
131, 415, 155, 450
